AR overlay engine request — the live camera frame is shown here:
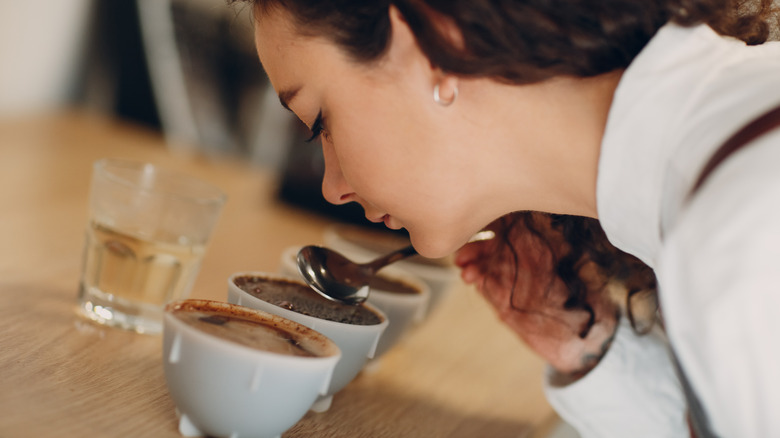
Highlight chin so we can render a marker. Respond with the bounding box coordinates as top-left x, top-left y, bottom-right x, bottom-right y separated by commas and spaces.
407, 231, 463, 259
